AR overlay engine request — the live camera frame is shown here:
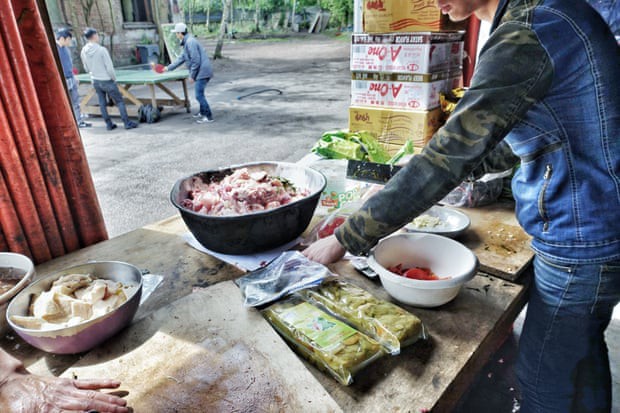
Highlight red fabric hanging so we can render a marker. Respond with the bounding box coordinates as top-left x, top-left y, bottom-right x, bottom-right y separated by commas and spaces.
0, 0, 108, 263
